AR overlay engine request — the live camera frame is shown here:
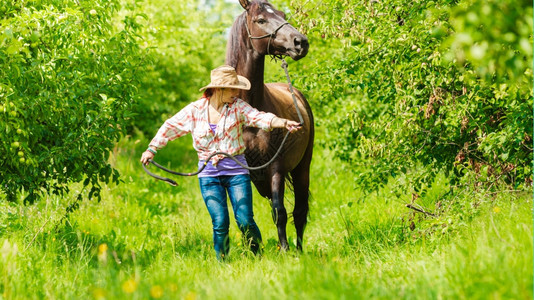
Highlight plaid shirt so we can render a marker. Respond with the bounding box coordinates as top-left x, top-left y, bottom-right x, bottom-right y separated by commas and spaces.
149, 97, 276, 165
